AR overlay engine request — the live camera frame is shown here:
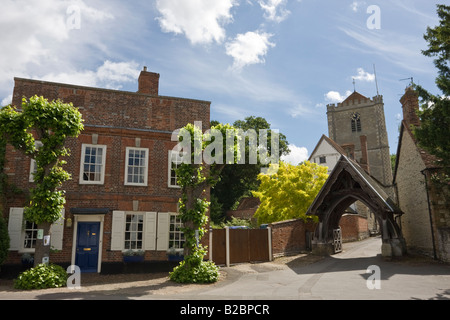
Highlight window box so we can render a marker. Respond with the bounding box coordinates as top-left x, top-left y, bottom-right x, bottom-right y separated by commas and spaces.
21, 253, 34, 268
123, 250, 144, 263
123, 255, 144, 263
167, 248, 184, 262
